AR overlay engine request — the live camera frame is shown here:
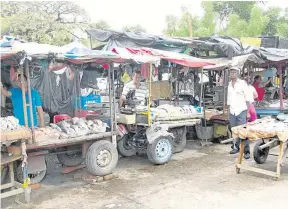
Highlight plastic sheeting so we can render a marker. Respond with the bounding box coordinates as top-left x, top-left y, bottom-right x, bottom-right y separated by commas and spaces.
86, 29, 189, 52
